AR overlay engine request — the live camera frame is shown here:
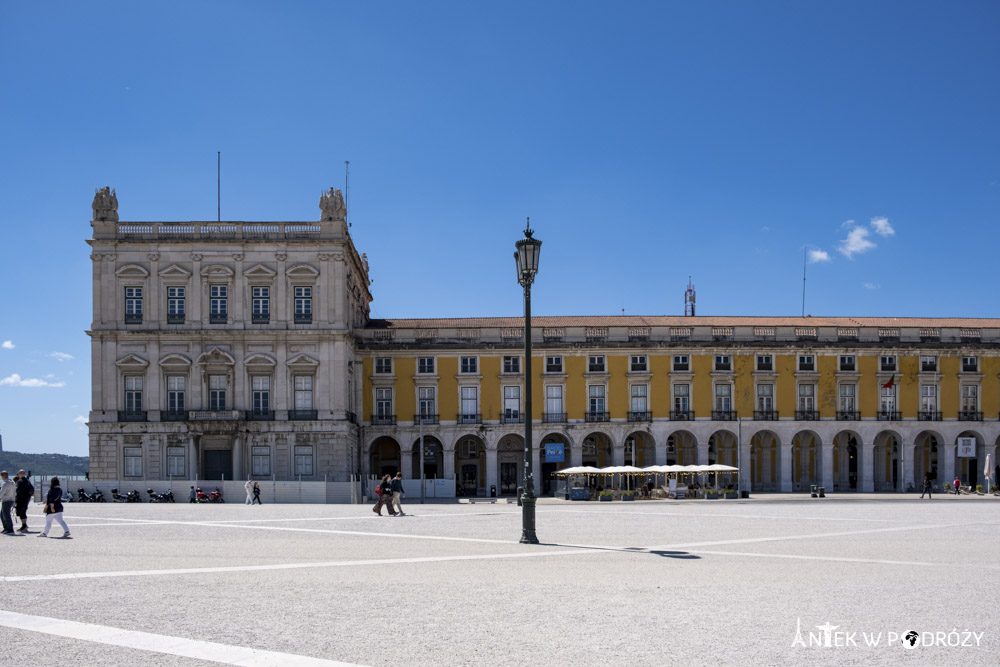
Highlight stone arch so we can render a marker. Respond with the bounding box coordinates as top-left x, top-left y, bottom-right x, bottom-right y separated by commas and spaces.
623, 431, 655, 467
708, 429, 738, 468
453, 434, 486, 496
791, 430, 823, 491
581, 431, 613, 468
665, 429, 697, 466
914, 429, 945, 488
832, 430, 862, 491
410, 435, 444, 479
749, 429, 781, 492
538, 433, 572, 496
497, 433, 525, 496
955, 429, 986, 489
369, 436, 400, 478
873, 429, 904, 491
